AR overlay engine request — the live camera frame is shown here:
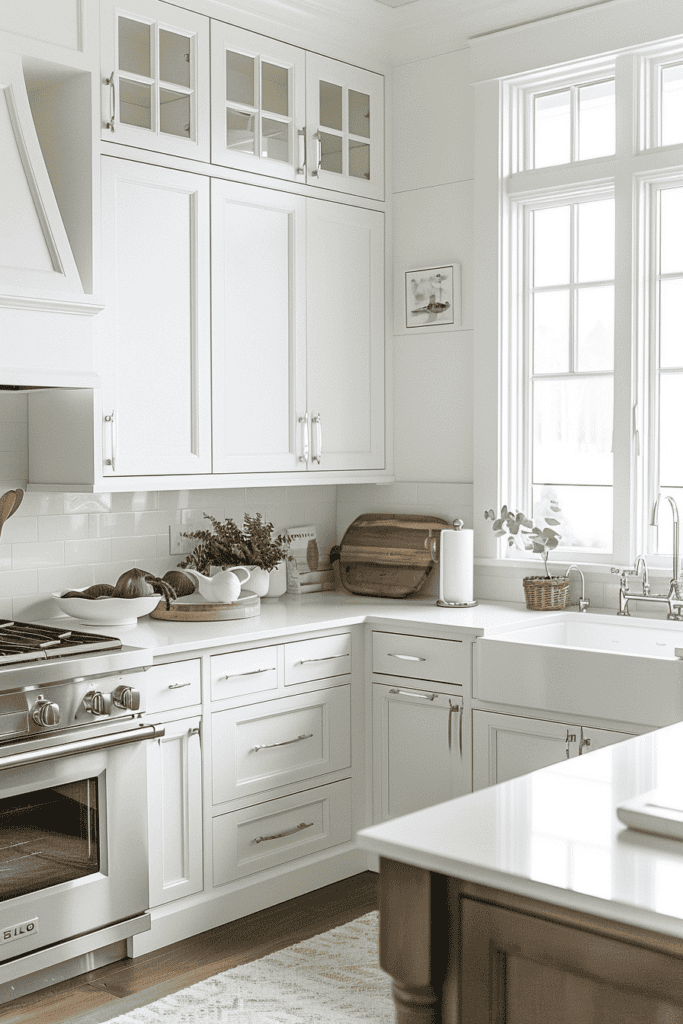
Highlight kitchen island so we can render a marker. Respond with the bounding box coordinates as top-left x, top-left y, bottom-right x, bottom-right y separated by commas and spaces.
358, 722, 683, 1023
